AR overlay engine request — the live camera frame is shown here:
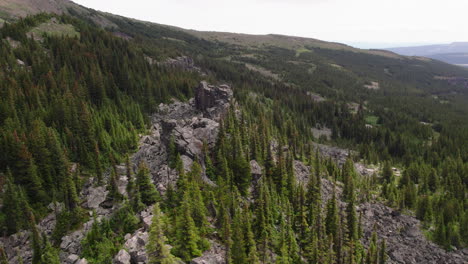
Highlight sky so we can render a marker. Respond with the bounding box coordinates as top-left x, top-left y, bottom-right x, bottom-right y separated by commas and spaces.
72, 0, 468, 49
